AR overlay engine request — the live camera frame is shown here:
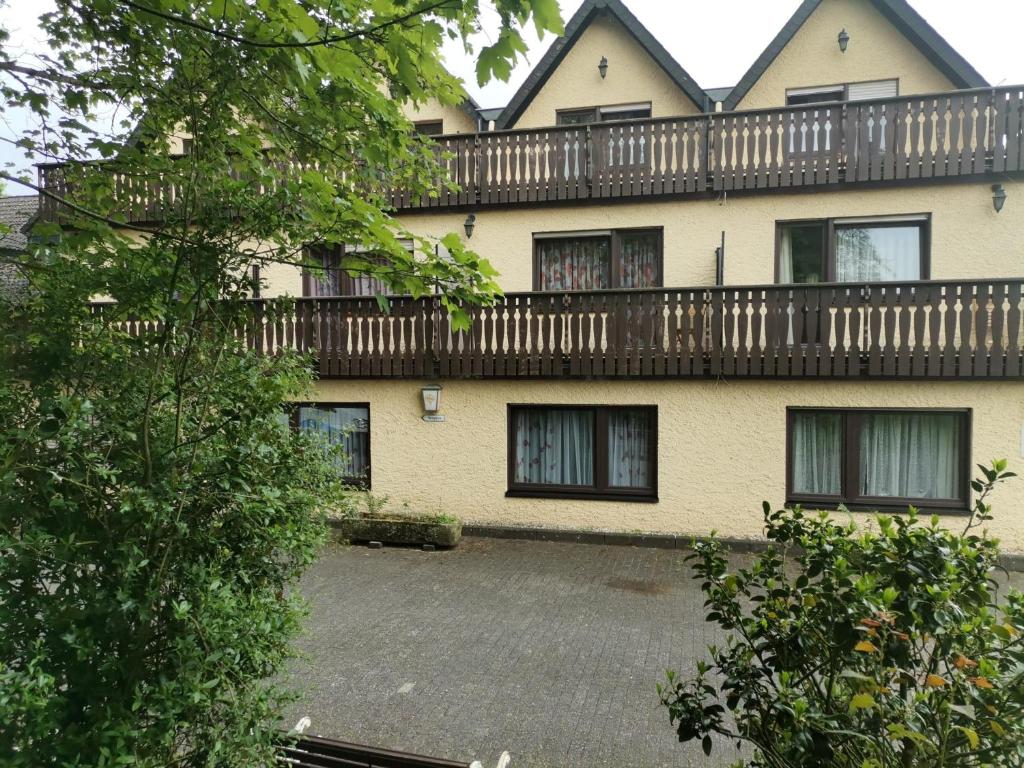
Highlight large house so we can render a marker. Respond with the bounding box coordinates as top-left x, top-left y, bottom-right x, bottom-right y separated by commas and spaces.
41, 0, 1024, 547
